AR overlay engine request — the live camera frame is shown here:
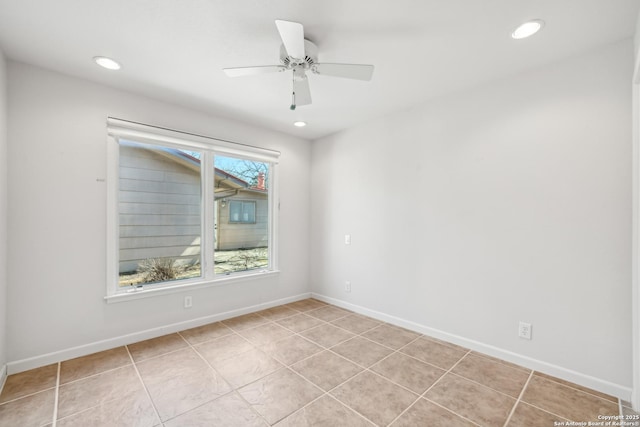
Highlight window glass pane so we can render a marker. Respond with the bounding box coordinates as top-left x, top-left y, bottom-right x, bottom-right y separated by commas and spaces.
228, 201, 256, 224
229, 200, 242, 223
214, 155, 269, 275
118, 140, 202, 286
244, 202, 256, 223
